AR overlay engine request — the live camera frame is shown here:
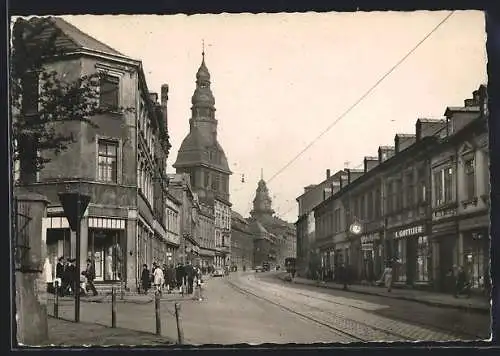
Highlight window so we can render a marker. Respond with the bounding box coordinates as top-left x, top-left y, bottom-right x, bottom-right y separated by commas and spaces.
465, 158, 476, 200
367, 192, 373, 220
433, 171, 443, 206
444, 167, 454, 202
386, 182, 393, 214
100, 75, 119, 110
417, 167, 427, 203
360, 195, 366, 220
211, 173, 220, 192
416, 236, 430, 282
221, 175, 228, 193
375, 188, 381, 218
333, 208, 341, 233
405, 171, 414, 208
395, 178, 403, 211
433, 167, 454, 206
204, 171, 210, 188
98, 140, 118, 182
22, 71, 39, 115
